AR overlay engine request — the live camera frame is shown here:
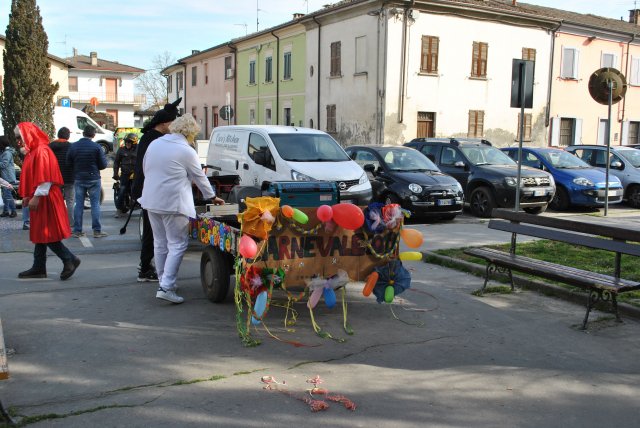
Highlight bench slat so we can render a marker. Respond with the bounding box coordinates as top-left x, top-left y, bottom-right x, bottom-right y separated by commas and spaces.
465, 248, 640, 292
488, 220, 640, 257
